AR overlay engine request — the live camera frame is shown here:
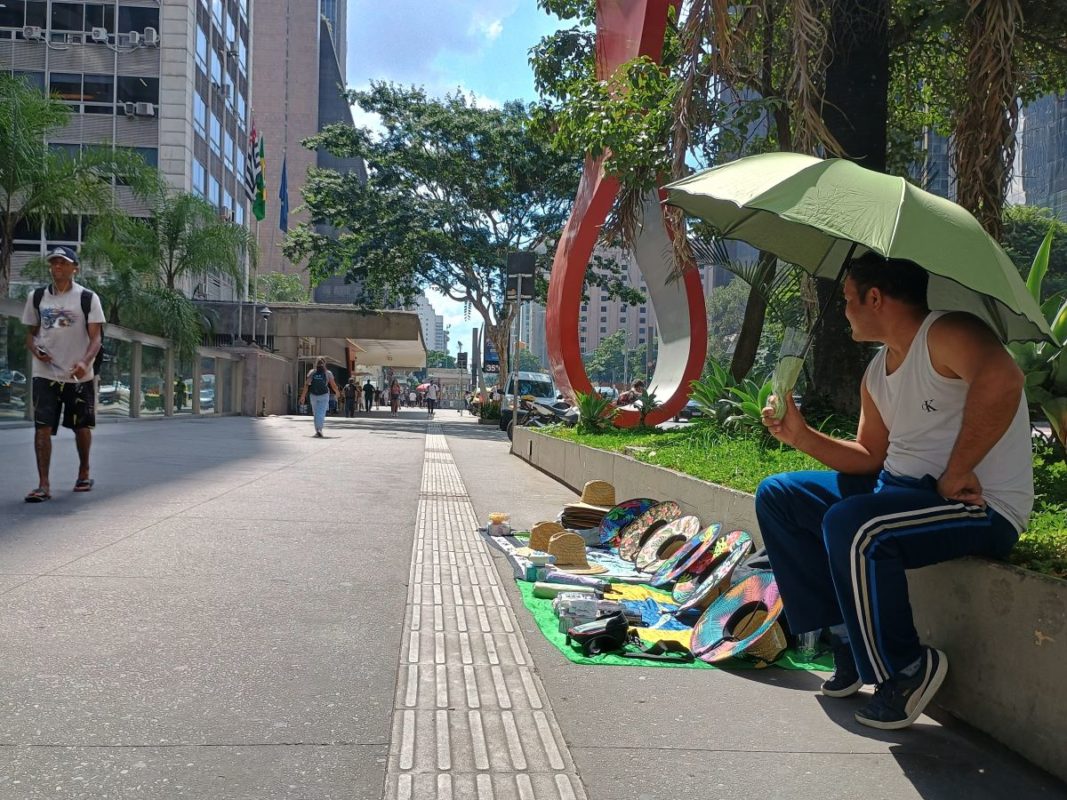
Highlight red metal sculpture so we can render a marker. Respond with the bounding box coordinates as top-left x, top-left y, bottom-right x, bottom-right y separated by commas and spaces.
545, 0, 707, 427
